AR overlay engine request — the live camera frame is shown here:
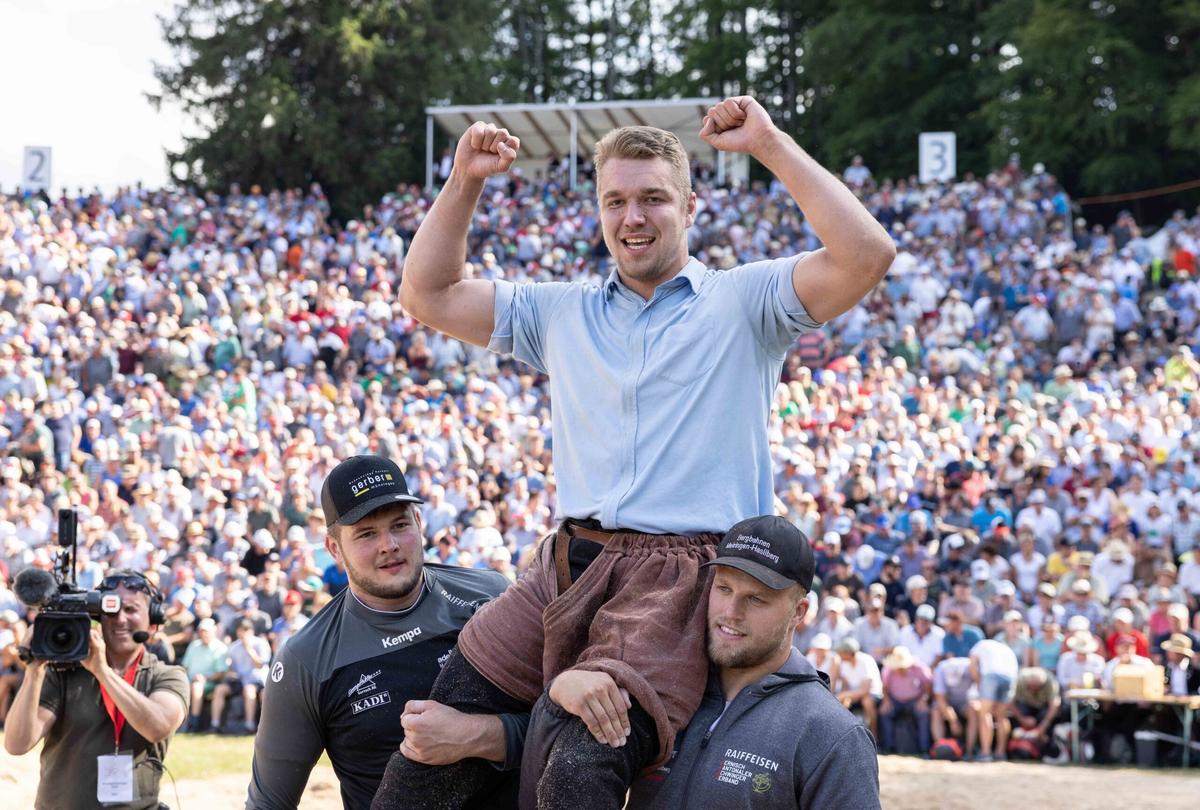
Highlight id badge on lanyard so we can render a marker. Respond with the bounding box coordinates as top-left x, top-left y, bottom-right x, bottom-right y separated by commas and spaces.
97, 752, 136, 804
97, 650, 144, 805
